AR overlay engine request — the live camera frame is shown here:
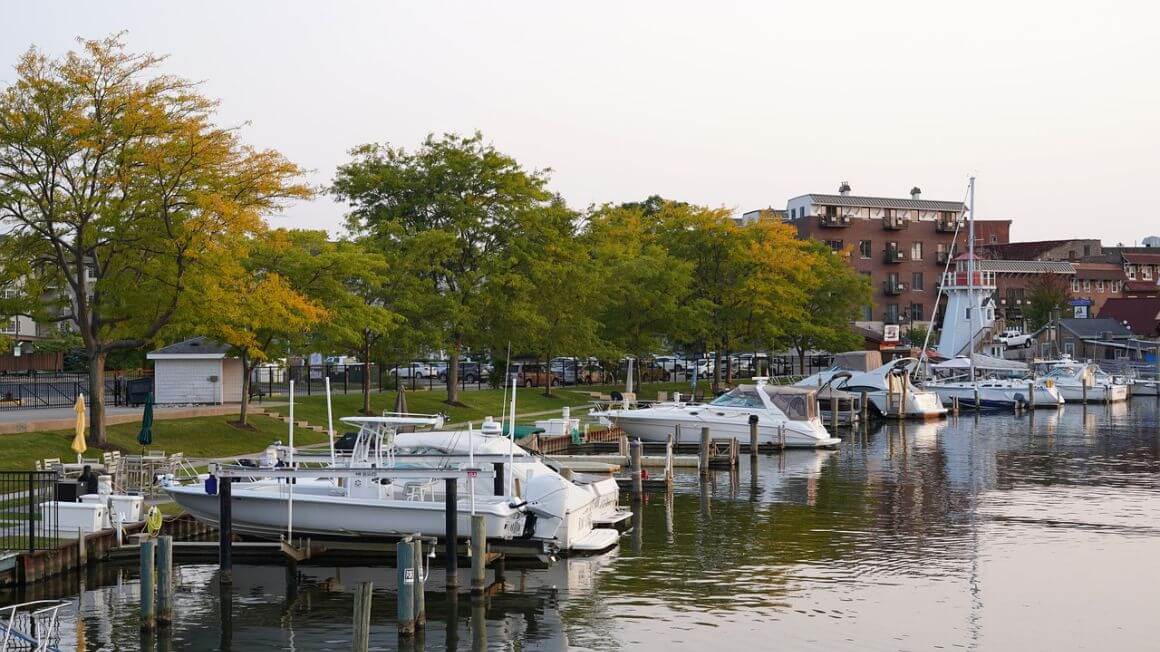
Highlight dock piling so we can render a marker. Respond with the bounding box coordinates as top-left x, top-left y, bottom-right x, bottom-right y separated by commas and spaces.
699, 427, 710, 478
860, 391, 869, 422
952, 396, 959, 415
831, 399, 839, 431
396, 540, 415, 637
140, 538, 156, 630
353, 581, 373, 652
630, 439, 643, 501
218, 476, 233, 585
413, 537, 426, 626
1028, 381, 1036, 409
748, 415, 758, 458
444, 478, 458, 589
470, 515, 486, 595
157, 535, 174, 625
